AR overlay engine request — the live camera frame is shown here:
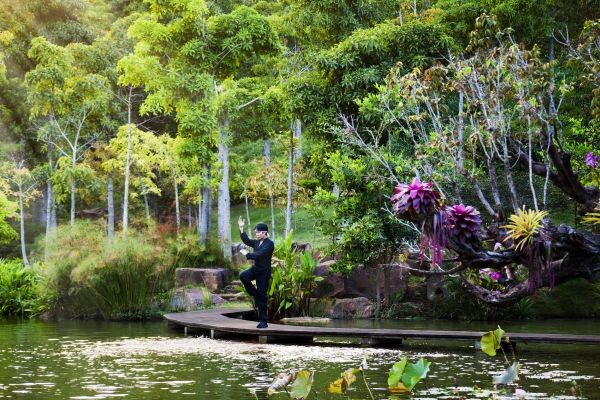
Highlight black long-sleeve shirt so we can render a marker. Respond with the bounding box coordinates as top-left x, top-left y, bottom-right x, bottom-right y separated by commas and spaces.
240, 231, 274, 270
